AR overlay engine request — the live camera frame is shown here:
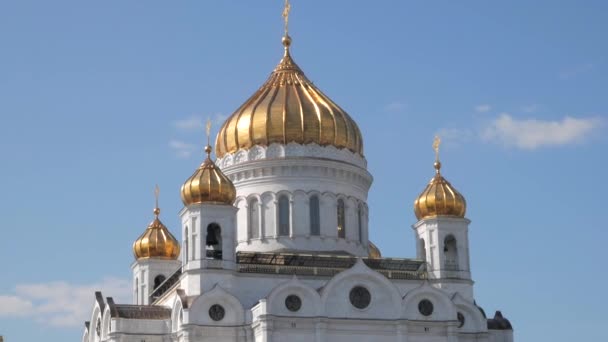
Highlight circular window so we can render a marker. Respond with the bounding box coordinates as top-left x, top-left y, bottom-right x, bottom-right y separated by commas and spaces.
418, 299, 434, 316
349, 286, 371, 309
208, 304, 225, 321
457, 312, 465, 328
285, 294, 302, 312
